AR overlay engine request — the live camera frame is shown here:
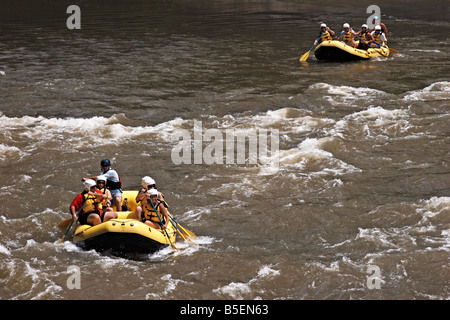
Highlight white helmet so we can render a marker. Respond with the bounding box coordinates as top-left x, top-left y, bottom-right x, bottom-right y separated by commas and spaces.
320, 23, 327, 28
361, 24, 368, 28
147, 189, 159, 197
84, 179, 96, 191
96, 175, 107, 183
375, 25, 382, 30
343, 23, 350, 28
142, 176, 156, 189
